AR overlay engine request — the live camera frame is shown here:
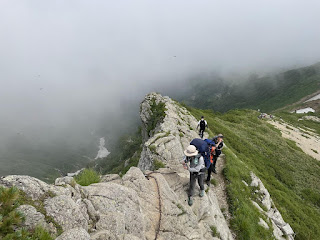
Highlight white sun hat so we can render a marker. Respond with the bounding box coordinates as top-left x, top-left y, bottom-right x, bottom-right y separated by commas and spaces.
184, 145, 198, 157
